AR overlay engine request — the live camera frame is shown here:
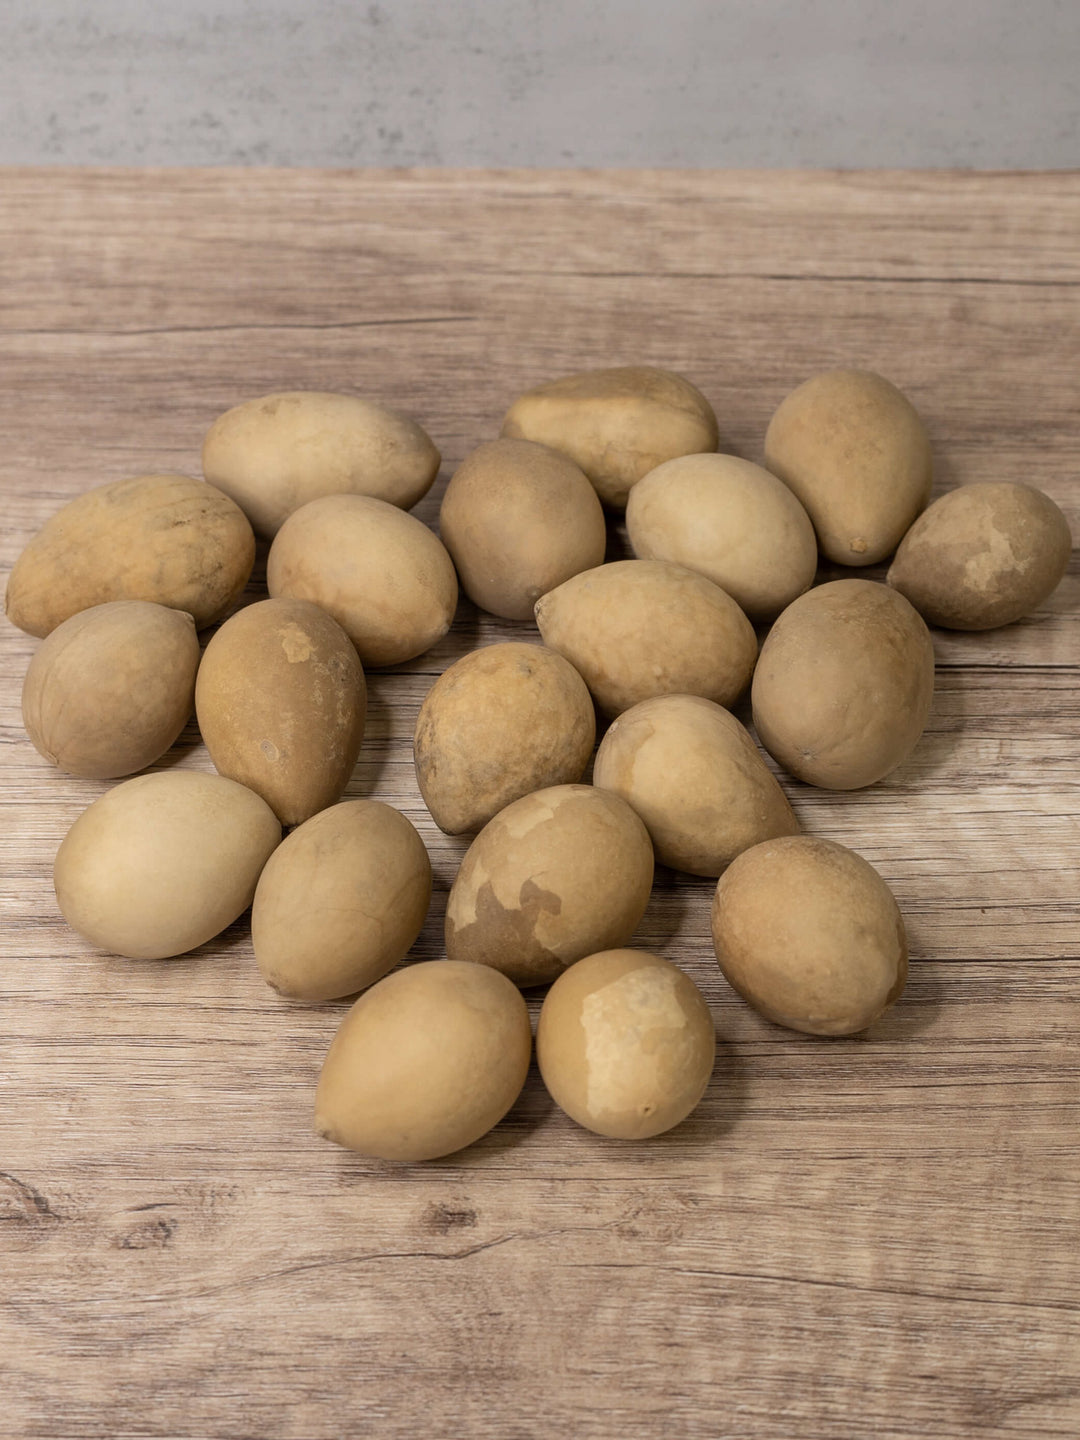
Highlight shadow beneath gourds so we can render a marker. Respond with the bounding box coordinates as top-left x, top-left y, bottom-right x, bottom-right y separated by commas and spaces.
604, 512, 632, 564
410, 856, 466, 964
239, 537, 271, 607
881, 667, 967, 791
863, 956, 947, 1042
152, 713, 207, 770
634, 863, 695, 951
344, 674, 395, 800
467, 1059, 558, 1158
658, 1033, 748, 1147
430, 593, 485, 667
193, 911, 257, 957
